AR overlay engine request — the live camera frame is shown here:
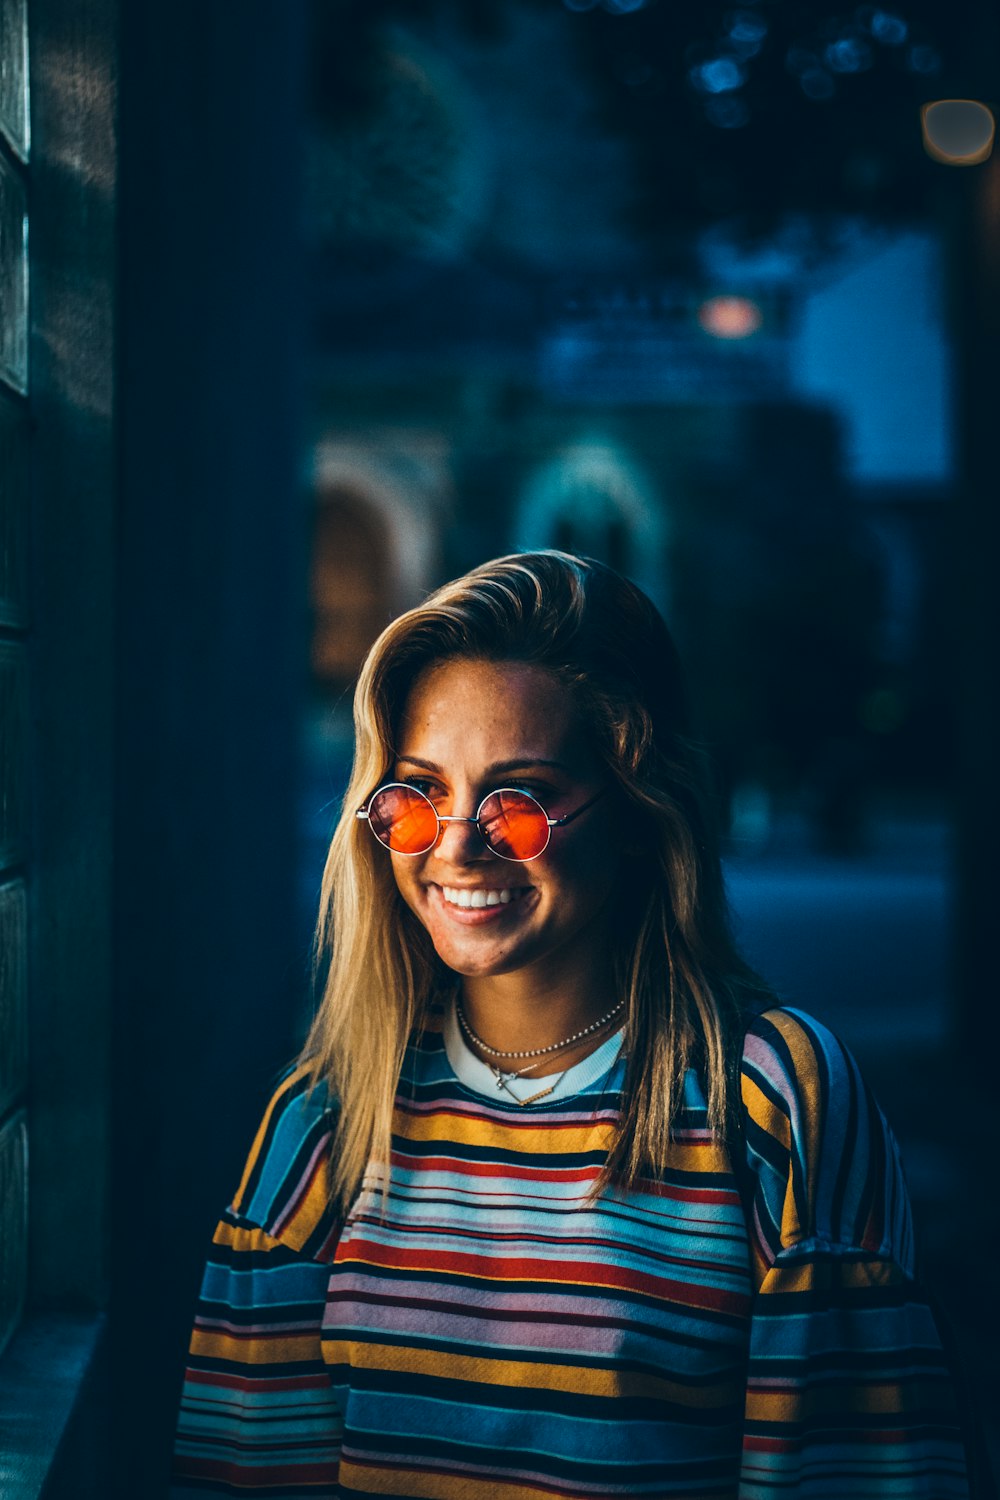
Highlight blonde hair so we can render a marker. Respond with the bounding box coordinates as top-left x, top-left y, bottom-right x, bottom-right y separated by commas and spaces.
302, 550, 766, 1212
